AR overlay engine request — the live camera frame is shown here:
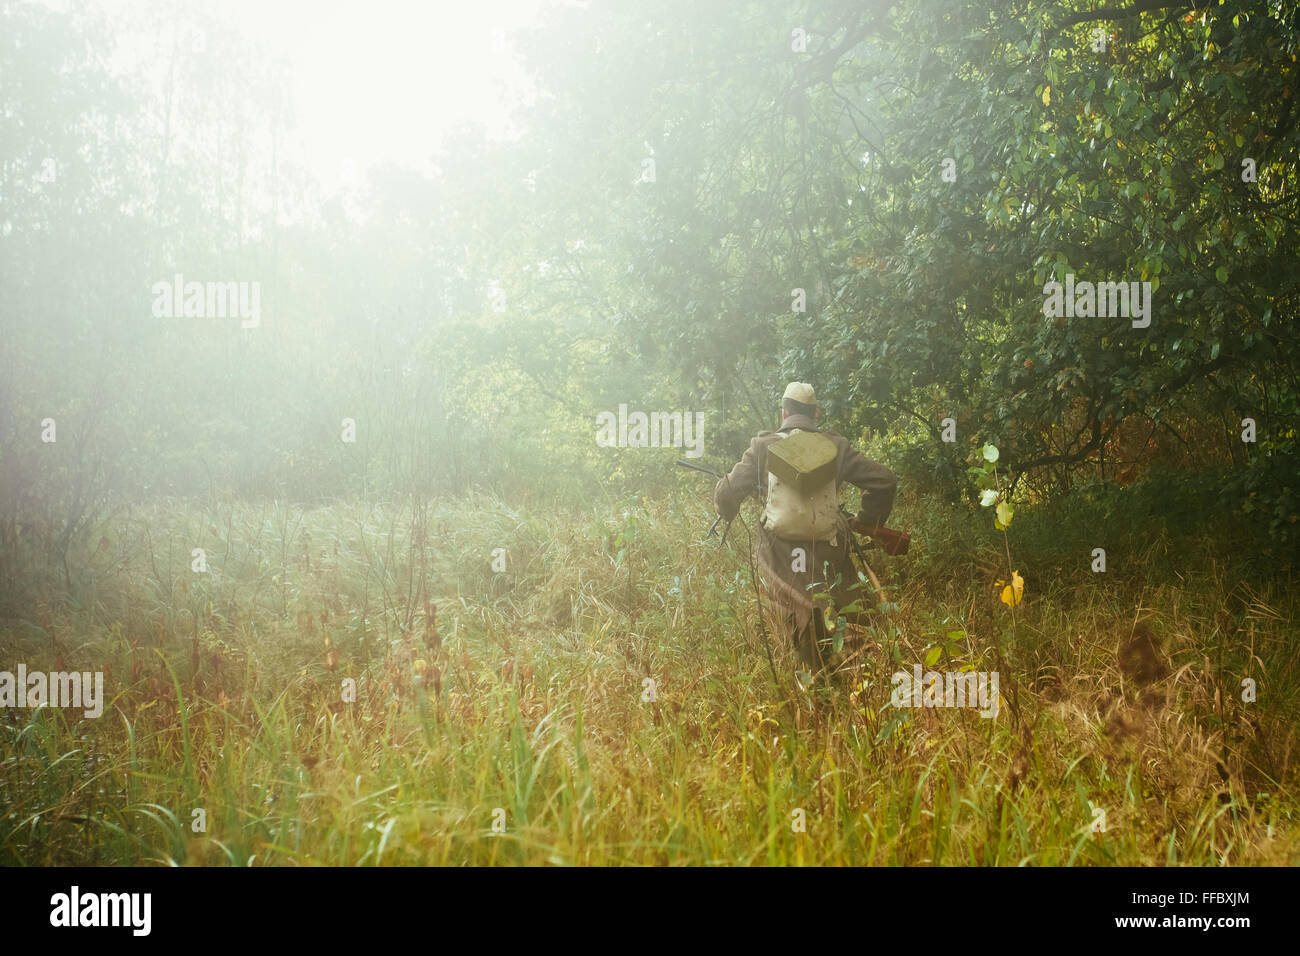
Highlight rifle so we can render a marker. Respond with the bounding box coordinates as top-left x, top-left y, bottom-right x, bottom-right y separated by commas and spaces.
675, 458, 743, 545
859, 524, 911, 556
839, 508, 906, 607
838, 505, 910, 555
